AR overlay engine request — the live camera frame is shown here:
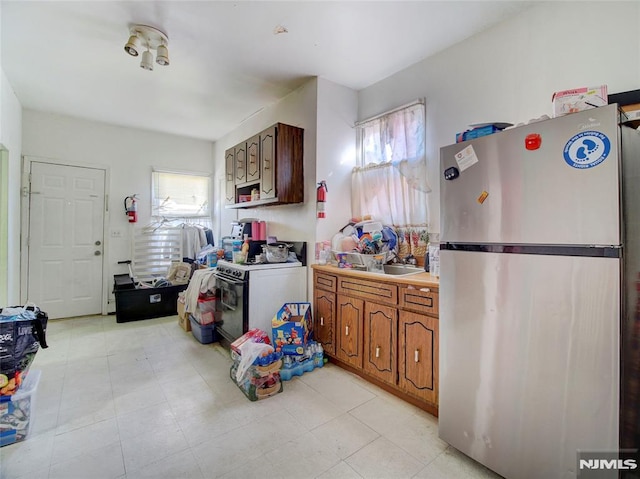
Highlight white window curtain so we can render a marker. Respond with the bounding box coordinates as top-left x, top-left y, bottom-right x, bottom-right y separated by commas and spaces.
352, 101, 430, 258
152, 170, 211, 218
